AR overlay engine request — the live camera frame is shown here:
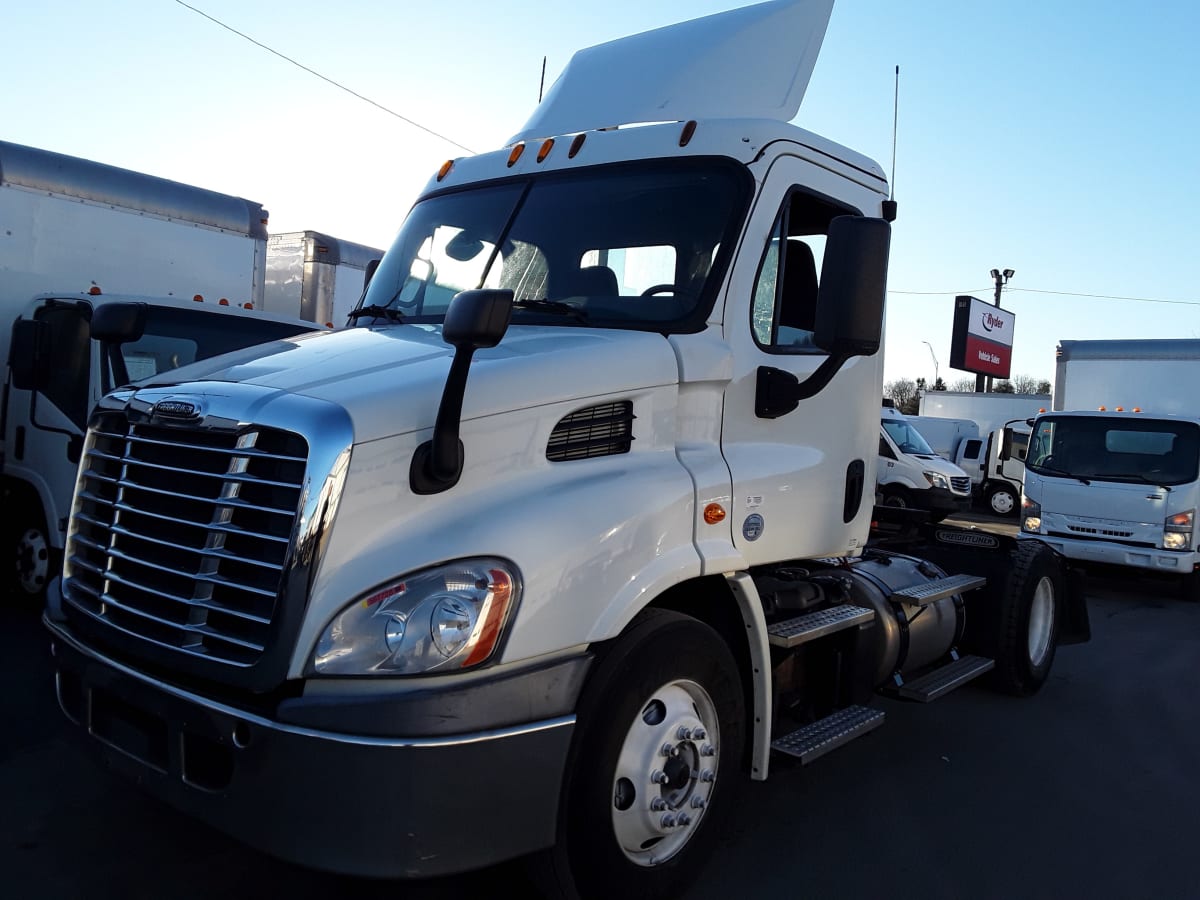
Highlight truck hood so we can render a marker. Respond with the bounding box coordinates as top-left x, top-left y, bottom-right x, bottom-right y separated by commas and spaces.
139, 325, 679, 444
